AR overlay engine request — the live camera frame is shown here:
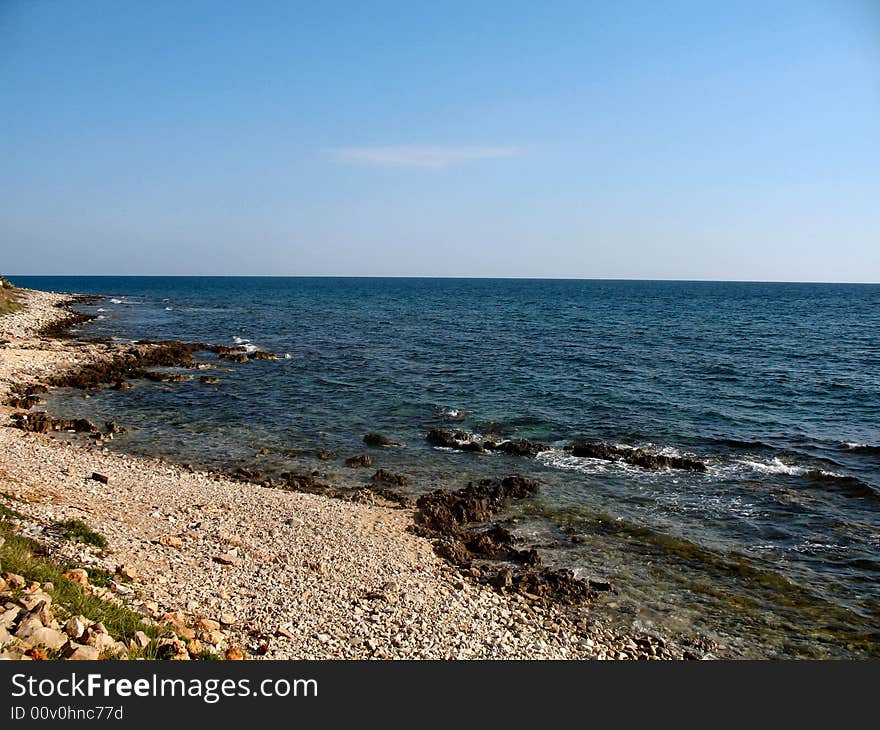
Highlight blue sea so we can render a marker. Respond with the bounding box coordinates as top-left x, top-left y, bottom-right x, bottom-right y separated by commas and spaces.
12, 276, 880, 658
